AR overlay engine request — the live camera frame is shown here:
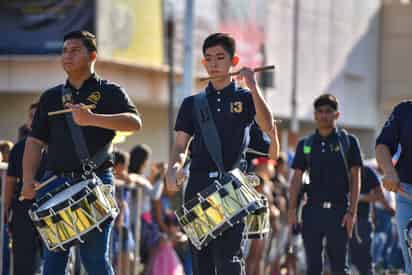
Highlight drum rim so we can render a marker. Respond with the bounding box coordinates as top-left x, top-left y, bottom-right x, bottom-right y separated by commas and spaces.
244, 198, 270, 239
33, 176, 99, 208
33, 179, 99, 218
176, 172, 255, 217
184, 199, 261, 250
176, 185, 263, 226
35, 177, 84, 205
